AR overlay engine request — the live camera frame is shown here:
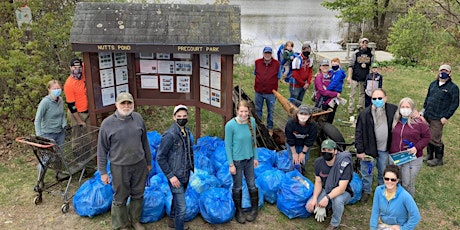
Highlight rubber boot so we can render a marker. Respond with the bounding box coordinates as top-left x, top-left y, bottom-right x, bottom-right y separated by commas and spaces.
246, 188, 259, 222
427, 144, 444, 167
112, 203, 129, 230
424, 143, 434, 162
232, 191, 245, 224
129, 198, 145, 230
